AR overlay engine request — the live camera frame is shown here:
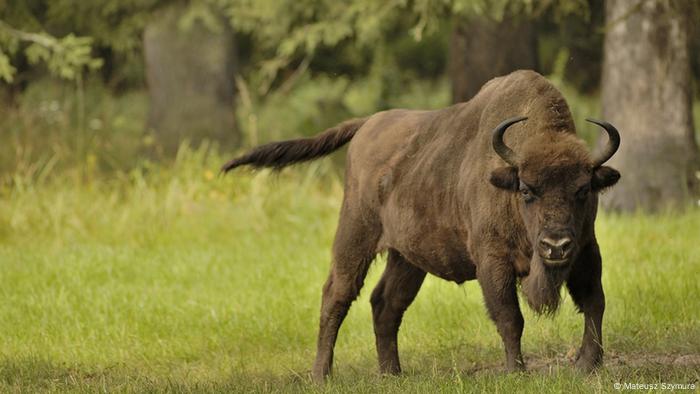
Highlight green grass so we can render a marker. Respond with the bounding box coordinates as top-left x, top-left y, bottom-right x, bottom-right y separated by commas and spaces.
0, 148, 698, 393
